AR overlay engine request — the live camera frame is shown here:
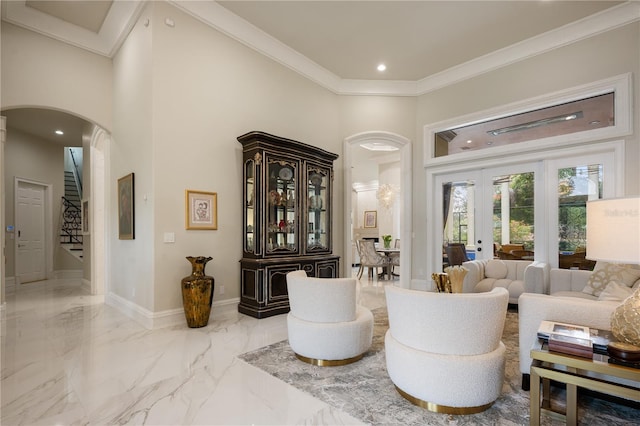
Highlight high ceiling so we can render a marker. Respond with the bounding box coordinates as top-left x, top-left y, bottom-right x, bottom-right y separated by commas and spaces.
1, 0, 634, 146
217, 1, 619, 81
